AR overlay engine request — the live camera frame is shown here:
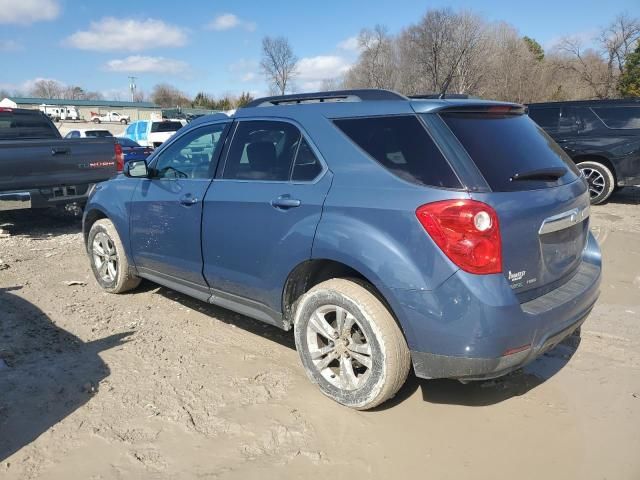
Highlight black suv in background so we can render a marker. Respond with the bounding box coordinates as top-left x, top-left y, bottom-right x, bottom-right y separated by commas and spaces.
528, 99, 640, 204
